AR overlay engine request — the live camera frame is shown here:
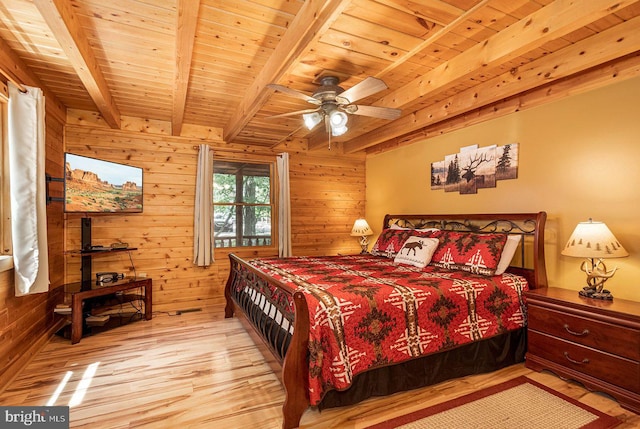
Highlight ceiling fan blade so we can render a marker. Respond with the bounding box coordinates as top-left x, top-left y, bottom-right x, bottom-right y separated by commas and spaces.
266, 108, 321, 119
348, 104, 402, 120
338, 77, 388, 104
267, 84, 321, 105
